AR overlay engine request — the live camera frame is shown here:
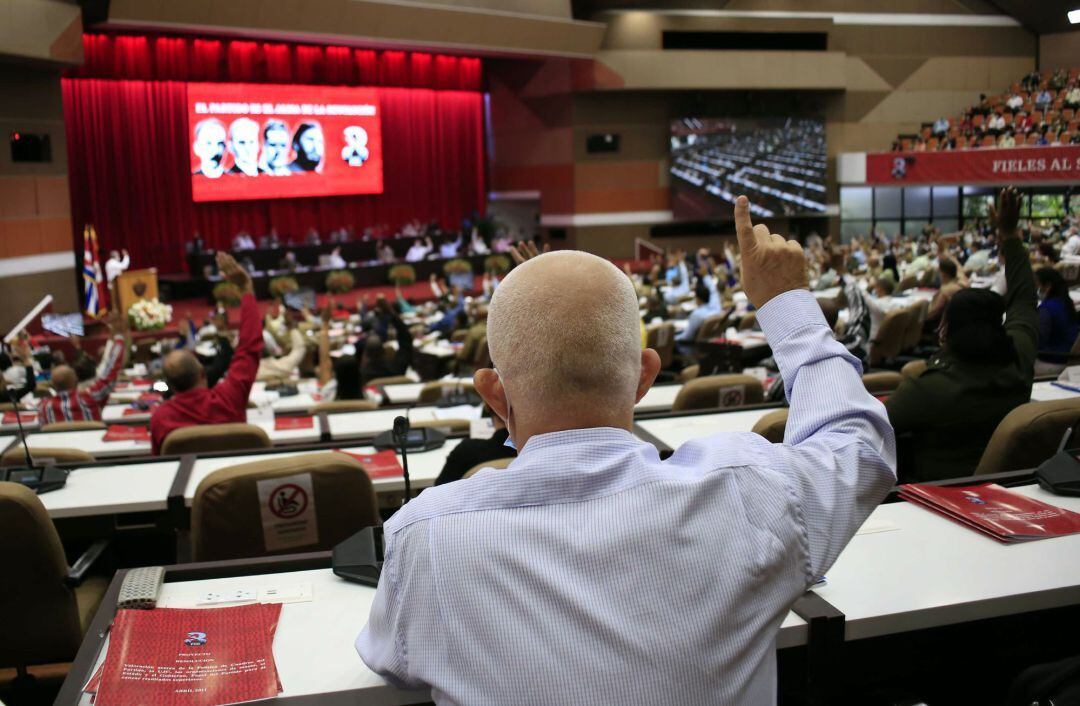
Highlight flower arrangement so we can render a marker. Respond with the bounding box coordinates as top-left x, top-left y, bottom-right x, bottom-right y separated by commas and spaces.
128, 298, 173, 331
484, 254, 511, 275
212, 282, 242, 308
325, 269, 355, 295
388, 264, 416, 286
269, 275, 300, 299
443, 258, 474, 275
